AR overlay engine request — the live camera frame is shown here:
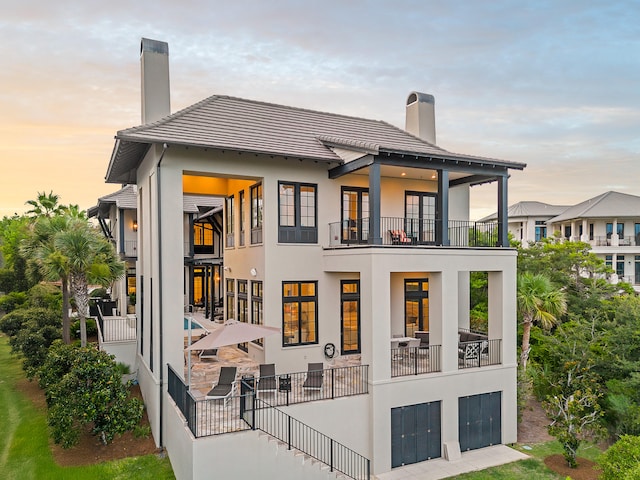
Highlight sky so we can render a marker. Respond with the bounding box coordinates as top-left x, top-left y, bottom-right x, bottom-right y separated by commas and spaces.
1, 0, 639, 220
